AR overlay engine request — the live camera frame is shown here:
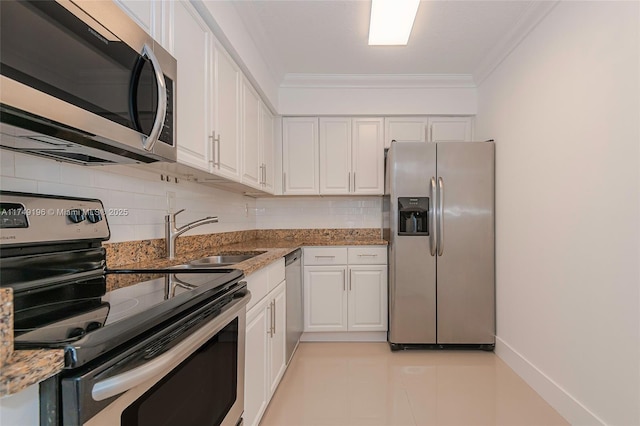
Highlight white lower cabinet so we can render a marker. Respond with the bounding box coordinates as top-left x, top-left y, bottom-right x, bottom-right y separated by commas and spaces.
244, 261, 286, 426
304, 266, 348, 332
303, 247, 388, 337
348, 265, 388, 331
